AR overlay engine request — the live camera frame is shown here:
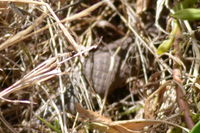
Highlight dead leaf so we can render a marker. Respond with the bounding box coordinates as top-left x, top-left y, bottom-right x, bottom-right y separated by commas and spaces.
76, 103, 189, 133
76, 103, 112, 124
